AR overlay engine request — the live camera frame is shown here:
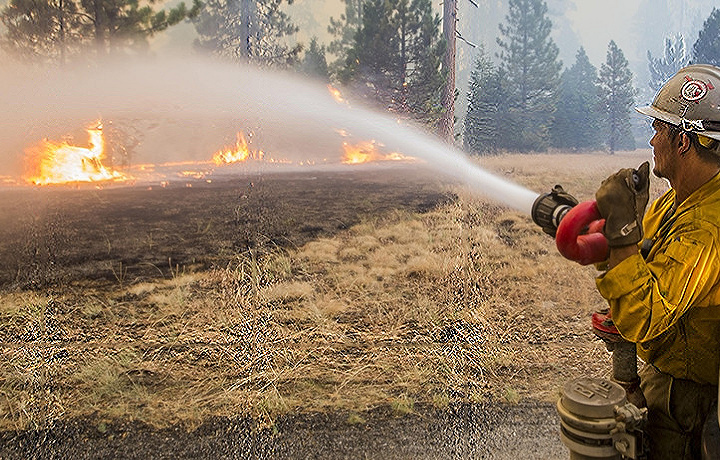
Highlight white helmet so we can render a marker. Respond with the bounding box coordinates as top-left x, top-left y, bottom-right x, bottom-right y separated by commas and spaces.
637, 64, 720, 143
